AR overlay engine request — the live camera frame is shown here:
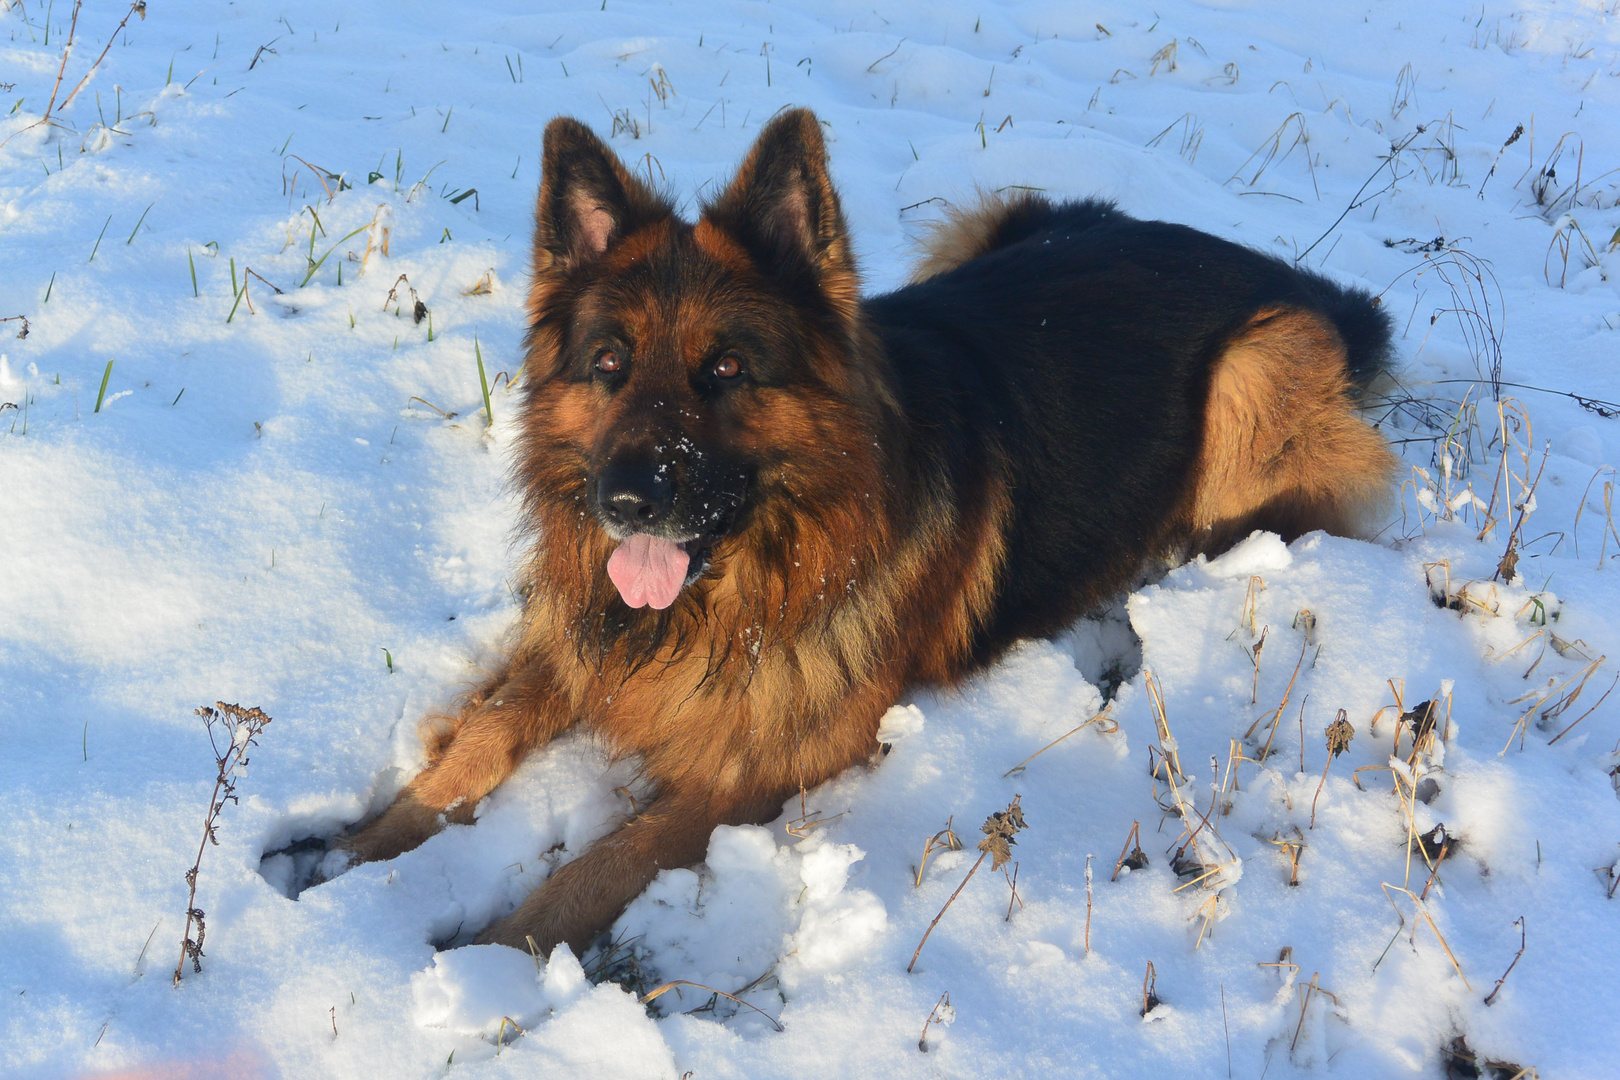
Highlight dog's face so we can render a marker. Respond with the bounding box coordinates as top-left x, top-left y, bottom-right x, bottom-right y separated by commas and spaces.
520, 110, 872, 611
